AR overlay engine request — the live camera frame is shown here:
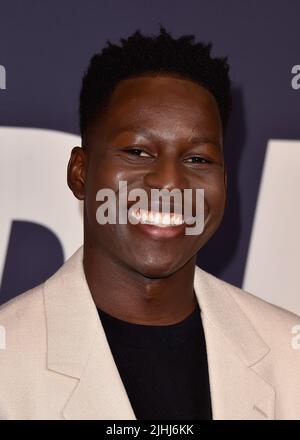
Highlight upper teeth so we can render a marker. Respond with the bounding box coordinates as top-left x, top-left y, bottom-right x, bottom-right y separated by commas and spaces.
130, 208, 184, 227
